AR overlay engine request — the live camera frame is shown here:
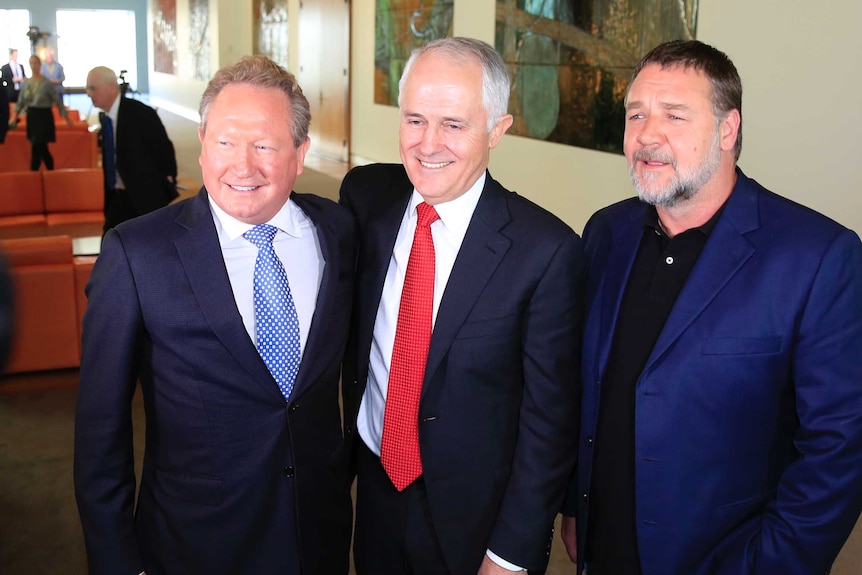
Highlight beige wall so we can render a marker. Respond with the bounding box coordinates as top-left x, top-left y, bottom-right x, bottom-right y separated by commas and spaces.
350, 1, 862, 234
